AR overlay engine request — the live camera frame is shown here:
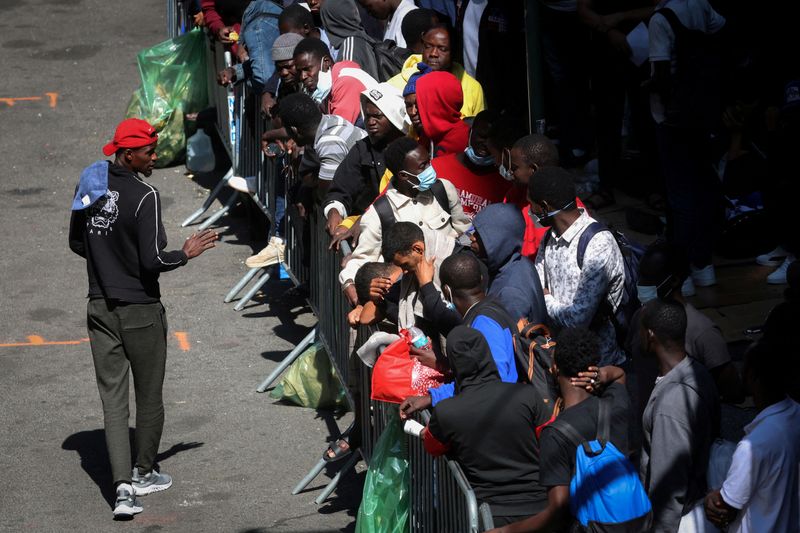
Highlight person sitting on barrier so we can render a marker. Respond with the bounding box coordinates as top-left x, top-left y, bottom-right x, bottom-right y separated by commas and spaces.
398, 252, 521, 416
277, 92, 366, 196
415, 326, 550, 527
467, 203, 547, 325
430, 110, 511, 219
492, 328, 632, 533
339, 137, 470, 306
214, 0, 282, 96
324, 82, 408, 249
